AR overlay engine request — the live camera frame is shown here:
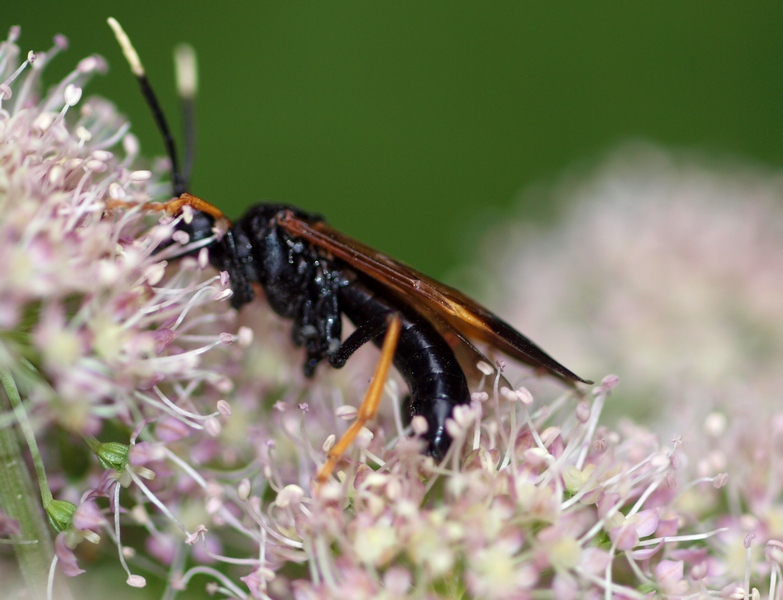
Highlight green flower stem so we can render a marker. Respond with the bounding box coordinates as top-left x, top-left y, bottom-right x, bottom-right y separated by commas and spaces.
0, 370, 57, 599
0, 371, 52, 506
